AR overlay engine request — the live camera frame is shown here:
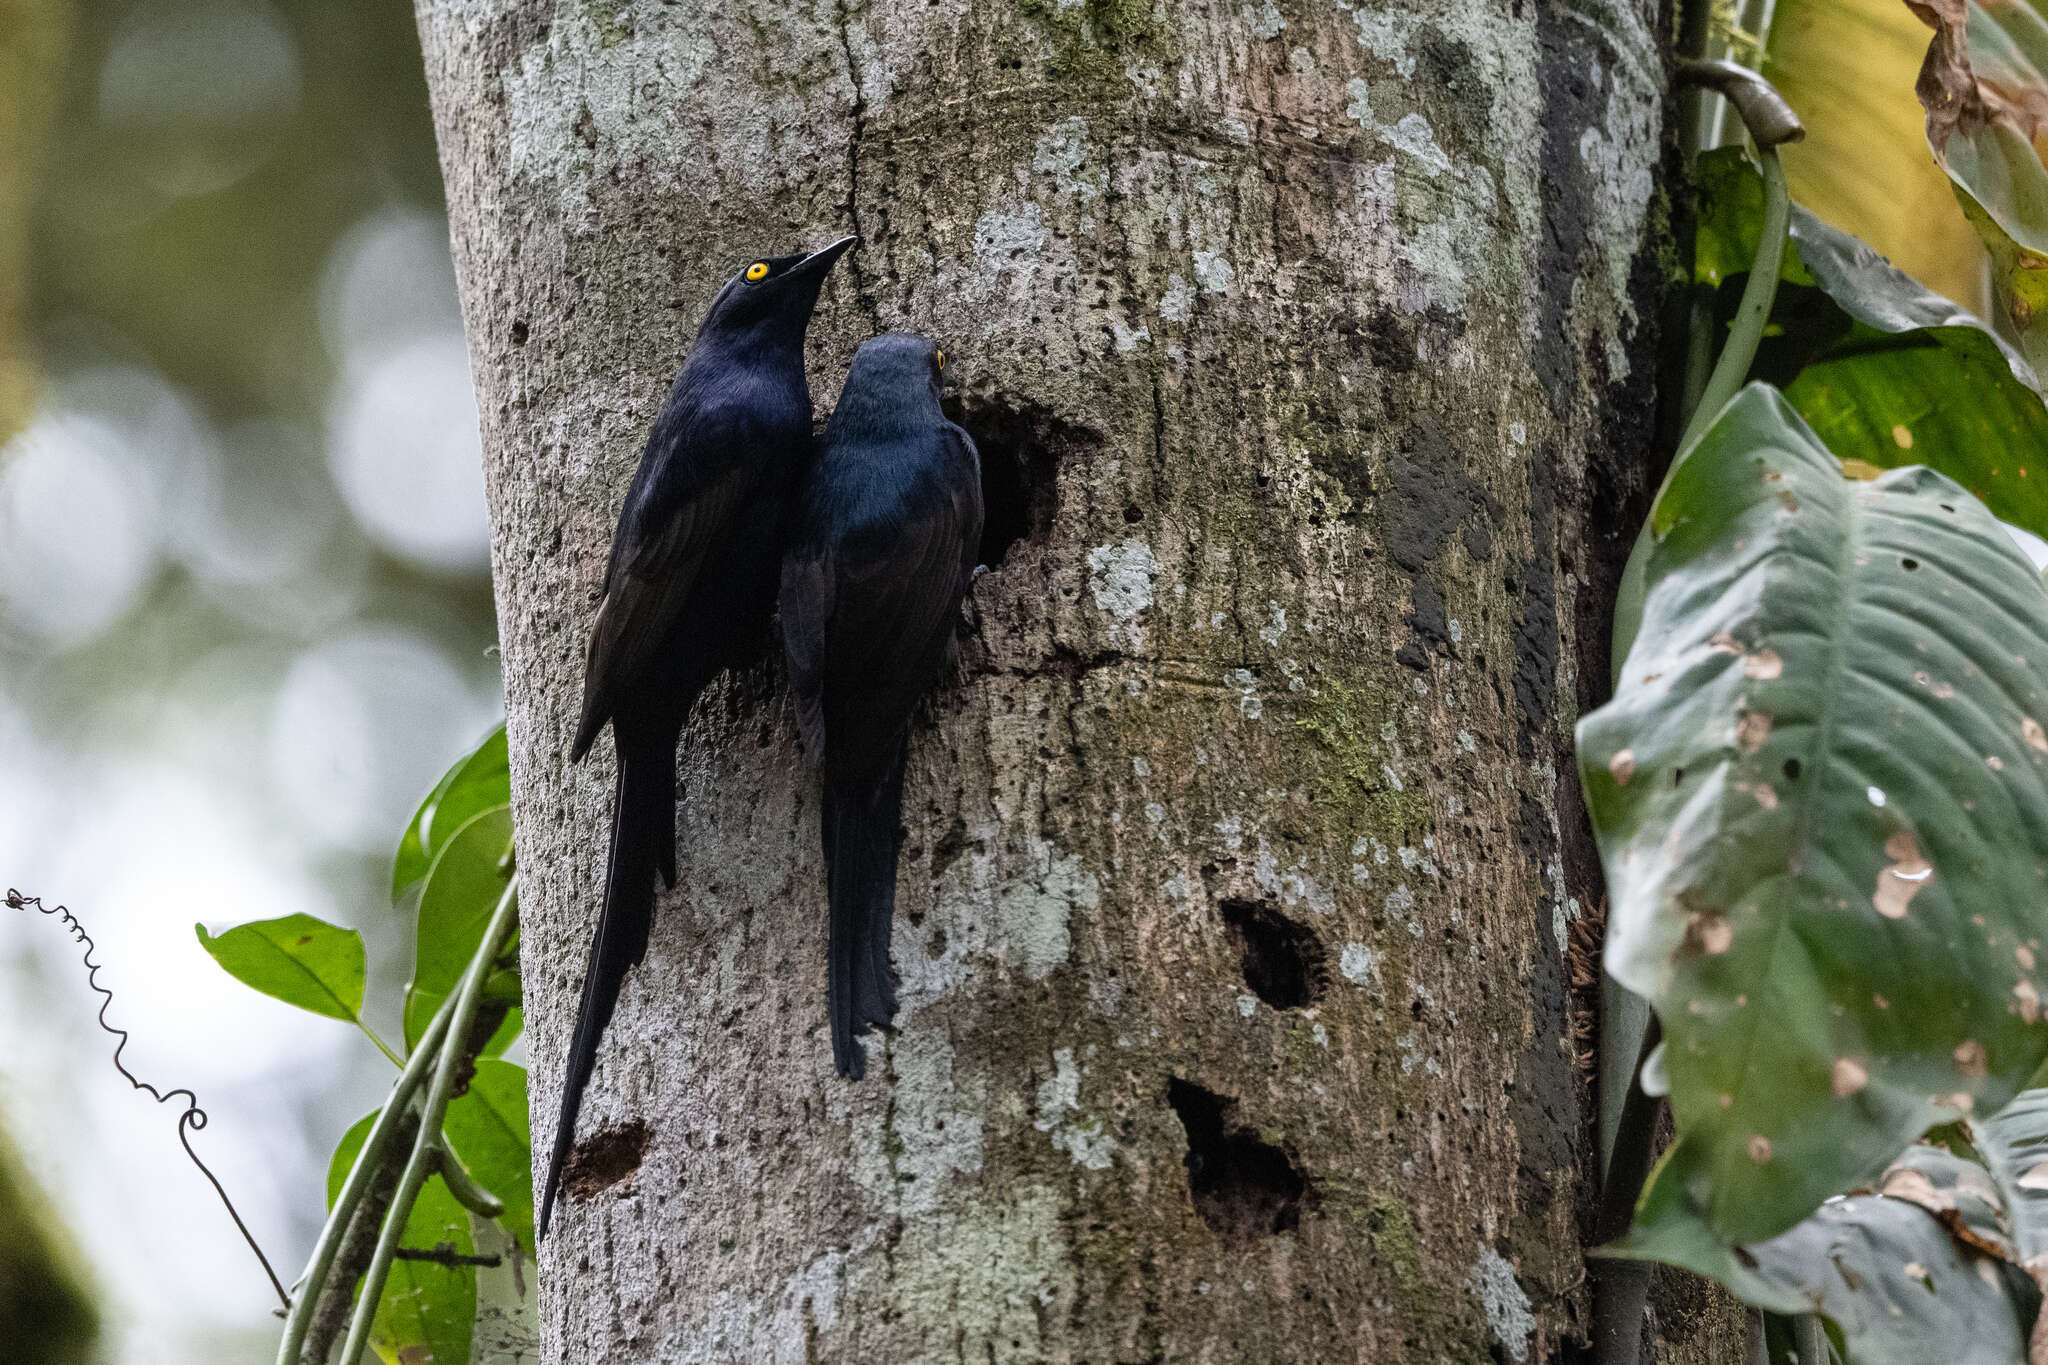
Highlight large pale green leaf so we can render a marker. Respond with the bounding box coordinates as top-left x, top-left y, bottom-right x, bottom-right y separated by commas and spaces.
1694, 149, 2048, 545
1879, 1139, 2016, 1261
1865, 1094, 2048, 1312
194, 914, 365, 1023
405, 803, 516, 1052
1907, 1090, 2048, 1303
1978, 1088, 2048, 1265
1615, 1097, 2048, 1361
1609, 1192, 2029, 1364
327, 1110, 476, 1365
394, 725, 510, 902
1581, 383, 2048, 1249
445, 1061, 532, 1258
1763, 0, 1986, 309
